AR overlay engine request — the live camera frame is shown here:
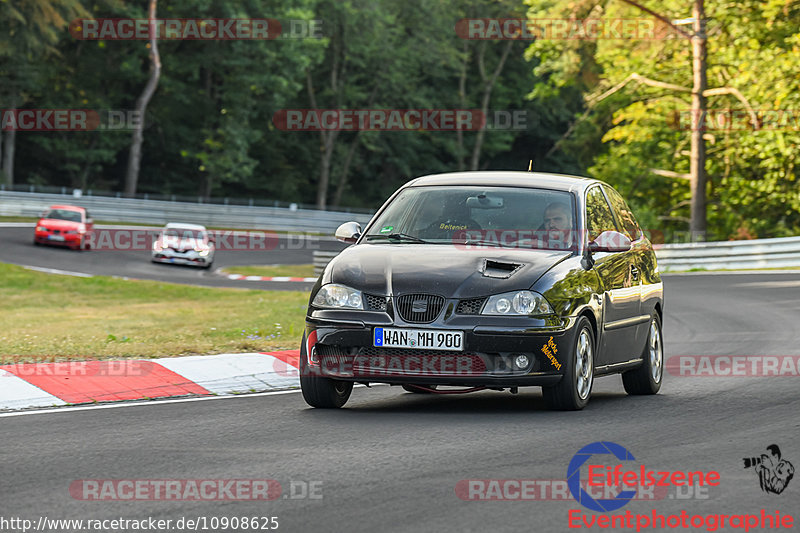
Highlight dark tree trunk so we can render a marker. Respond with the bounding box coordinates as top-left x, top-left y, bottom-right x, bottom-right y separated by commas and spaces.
2, 128, 15, 186
124, 0, 161, 197
689, 0, 708, 240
